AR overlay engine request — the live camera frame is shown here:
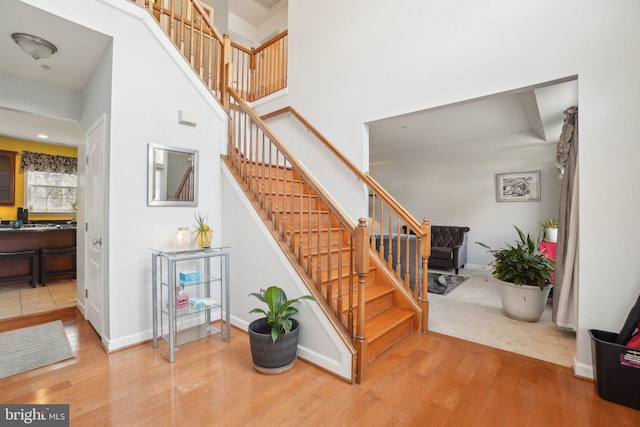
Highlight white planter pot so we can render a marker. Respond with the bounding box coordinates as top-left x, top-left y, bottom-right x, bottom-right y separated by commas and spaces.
498, 281, 552, 322
545, 227, 558, 243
